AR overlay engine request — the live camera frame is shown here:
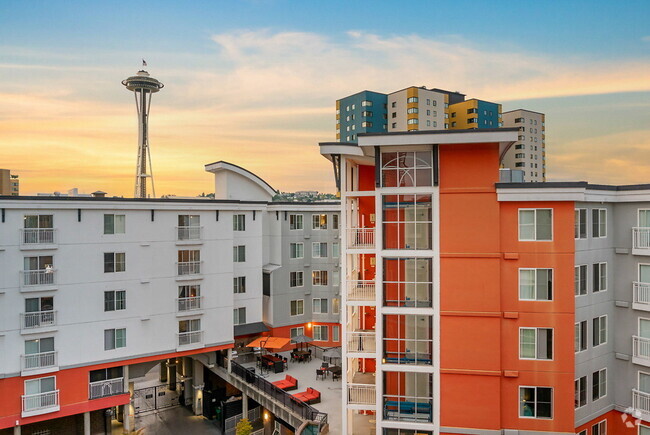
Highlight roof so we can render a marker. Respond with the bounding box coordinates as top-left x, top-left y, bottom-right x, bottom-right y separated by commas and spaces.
358, 127, 518, 137
496, 182, 650, 191
501, 109, 545, 116
234, 322, 271, 337
204, 160, 277, 196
